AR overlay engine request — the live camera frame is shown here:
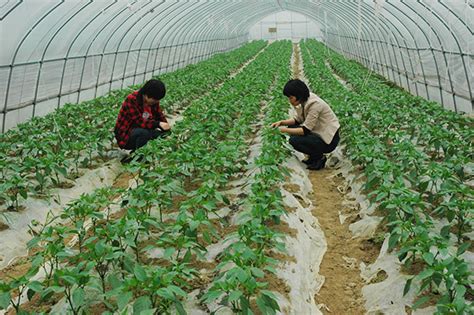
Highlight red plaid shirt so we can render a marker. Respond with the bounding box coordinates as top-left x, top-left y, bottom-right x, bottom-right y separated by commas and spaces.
114, 91, 167, 148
